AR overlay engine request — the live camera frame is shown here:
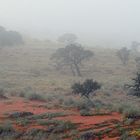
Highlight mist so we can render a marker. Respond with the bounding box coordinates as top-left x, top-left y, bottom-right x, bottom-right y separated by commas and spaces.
0, 0, 140, 46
